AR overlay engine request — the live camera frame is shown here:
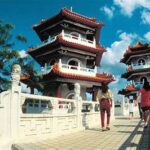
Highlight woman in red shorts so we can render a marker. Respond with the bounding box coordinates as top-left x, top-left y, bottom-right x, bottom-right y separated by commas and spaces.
140, 81, 150, 128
